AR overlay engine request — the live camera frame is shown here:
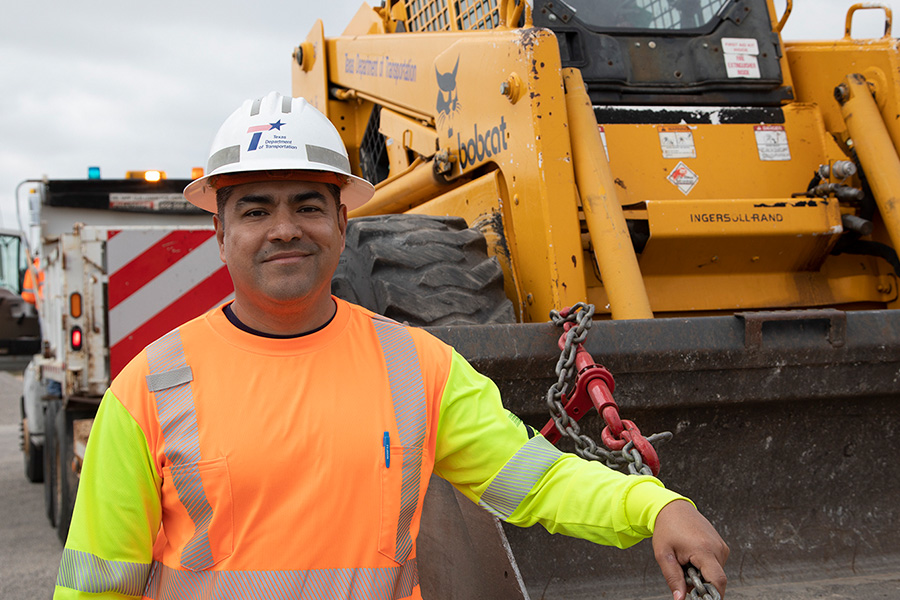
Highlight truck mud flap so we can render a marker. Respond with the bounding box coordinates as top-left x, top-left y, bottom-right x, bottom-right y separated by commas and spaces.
425, 309, 900, 597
